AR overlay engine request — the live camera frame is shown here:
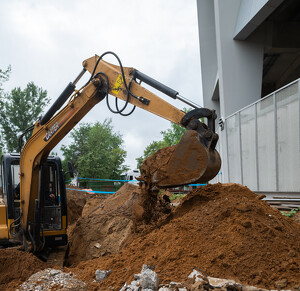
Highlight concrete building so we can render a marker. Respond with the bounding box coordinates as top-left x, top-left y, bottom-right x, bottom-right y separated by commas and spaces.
197, 0, 300, 193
